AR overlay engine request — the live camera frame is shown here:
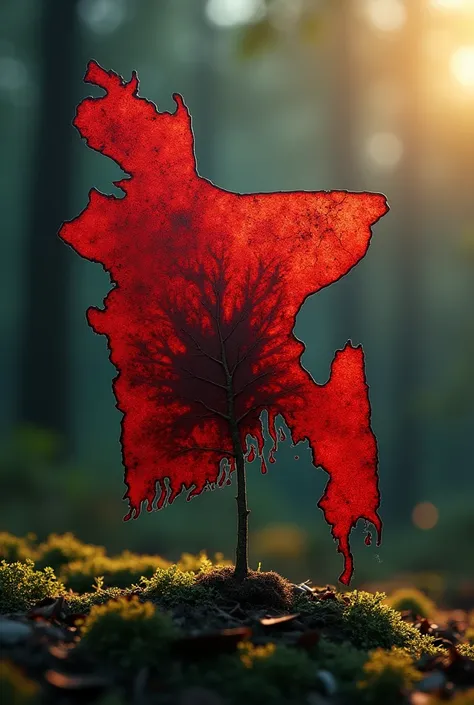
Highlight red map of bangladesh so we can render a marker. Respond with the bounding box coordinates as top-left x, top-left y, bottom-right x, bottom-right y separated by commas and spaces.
60, 61, 389, 584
